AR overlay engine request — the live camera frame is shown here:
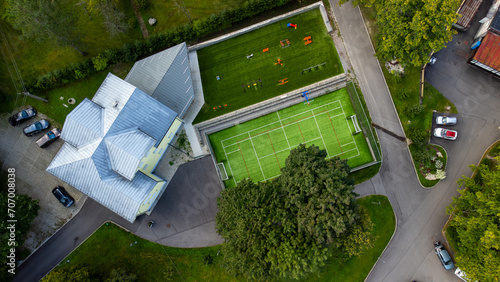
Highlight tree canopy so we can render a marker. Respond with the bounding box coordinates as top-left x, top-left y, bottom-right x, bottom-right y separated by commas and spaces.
446, 158, 500, 282
342, 0, 460, 67
216, 144, 371, 279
